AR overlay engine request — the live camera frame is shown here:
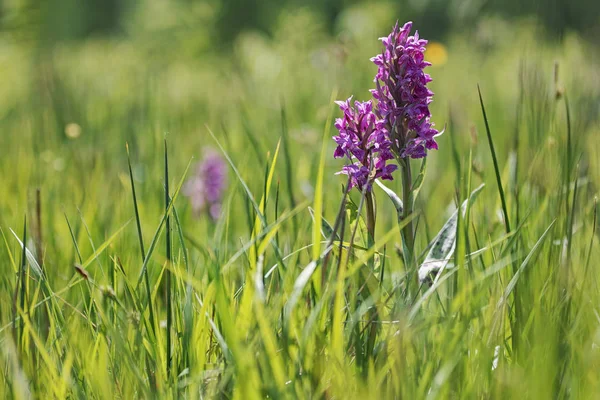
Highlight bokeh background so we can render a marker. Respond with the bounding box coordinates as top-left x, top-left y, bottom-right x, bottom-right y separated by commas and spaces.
1, 3, 600, 397
0, 0, 599, 247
